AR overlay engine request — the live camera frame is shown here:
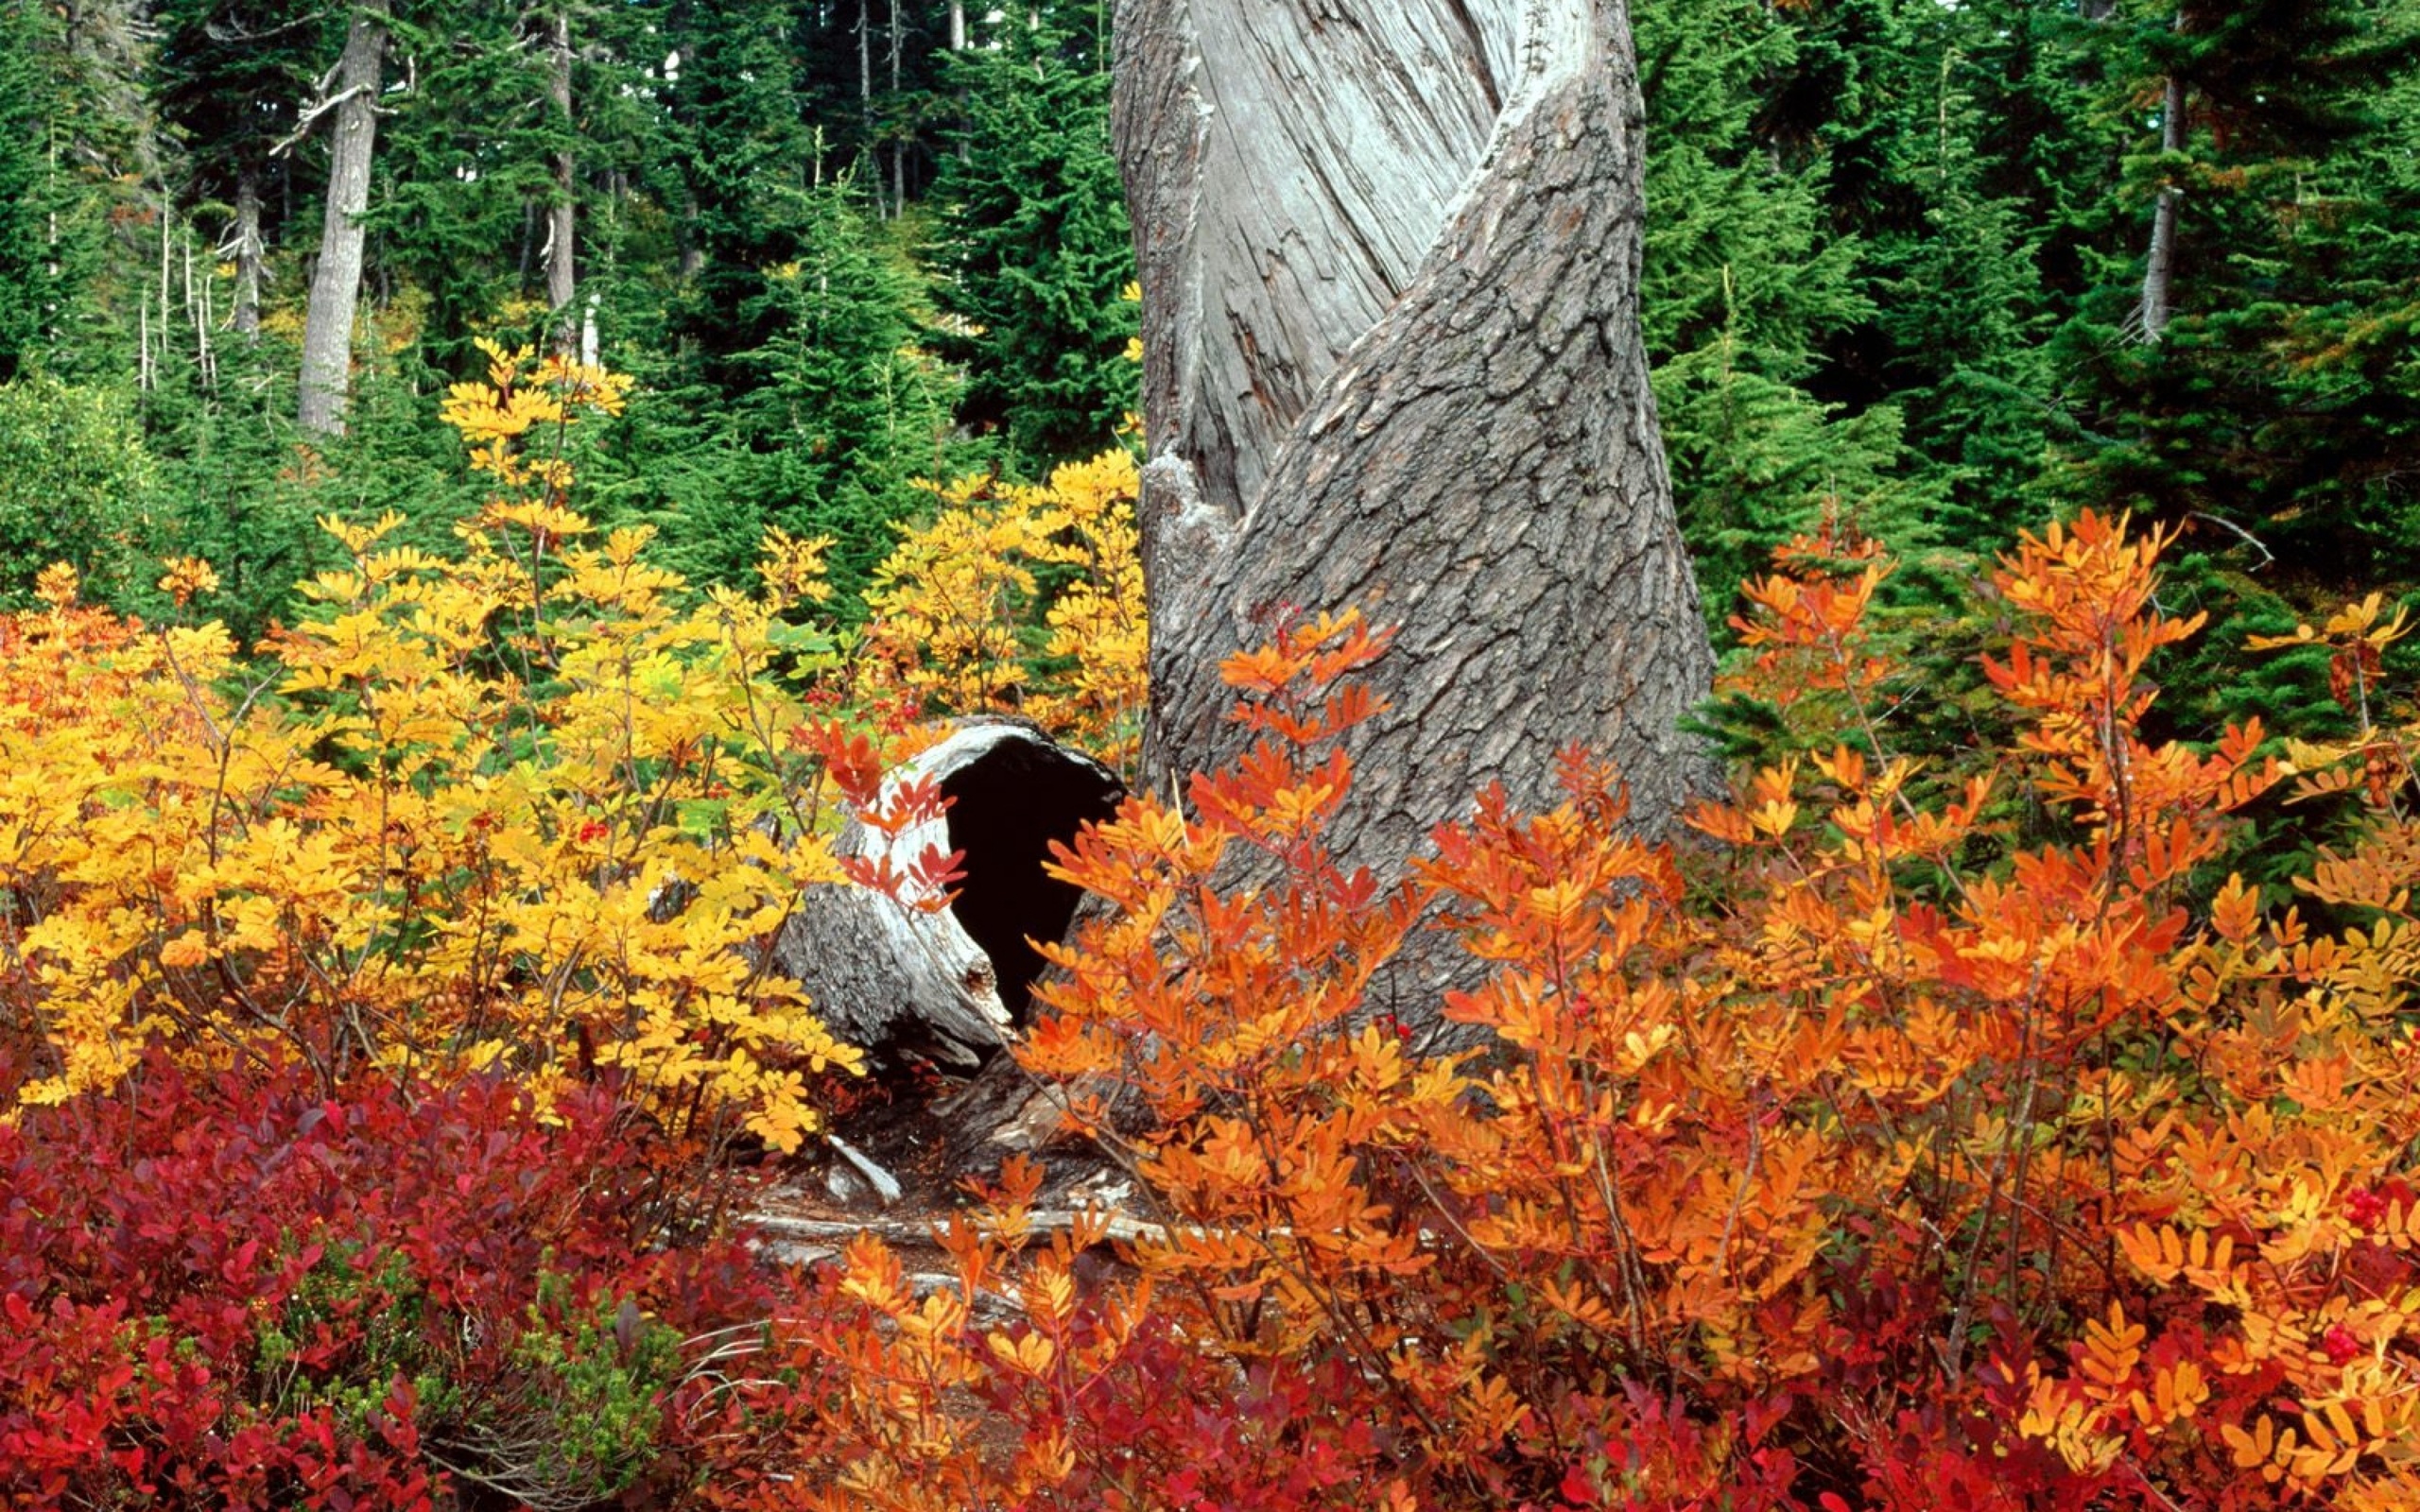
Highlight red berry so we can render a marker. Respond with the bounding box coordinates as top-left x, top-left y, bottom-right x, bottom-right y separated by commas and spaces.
2324, 1324, 2361, 1366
